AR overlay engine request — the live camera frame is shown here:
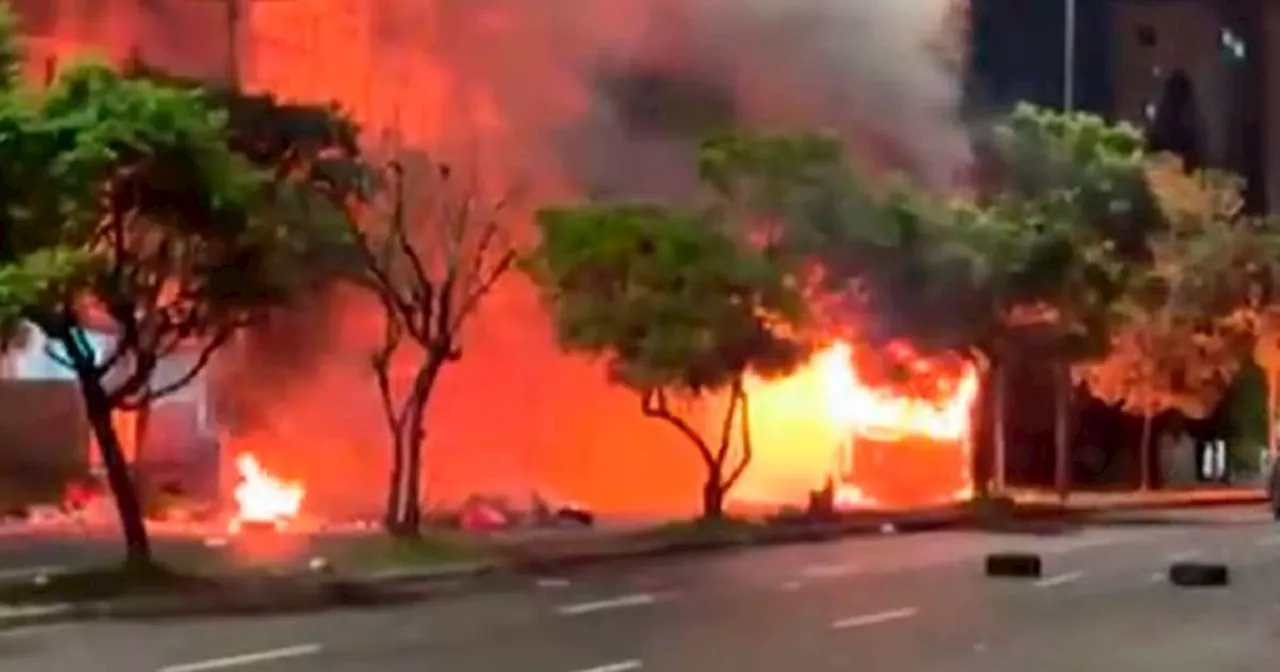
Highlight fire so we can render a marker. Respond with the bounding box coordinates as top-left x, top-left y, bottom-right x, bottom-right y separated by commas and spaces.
230, 453, 304, 532
738, 341, 980, 509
